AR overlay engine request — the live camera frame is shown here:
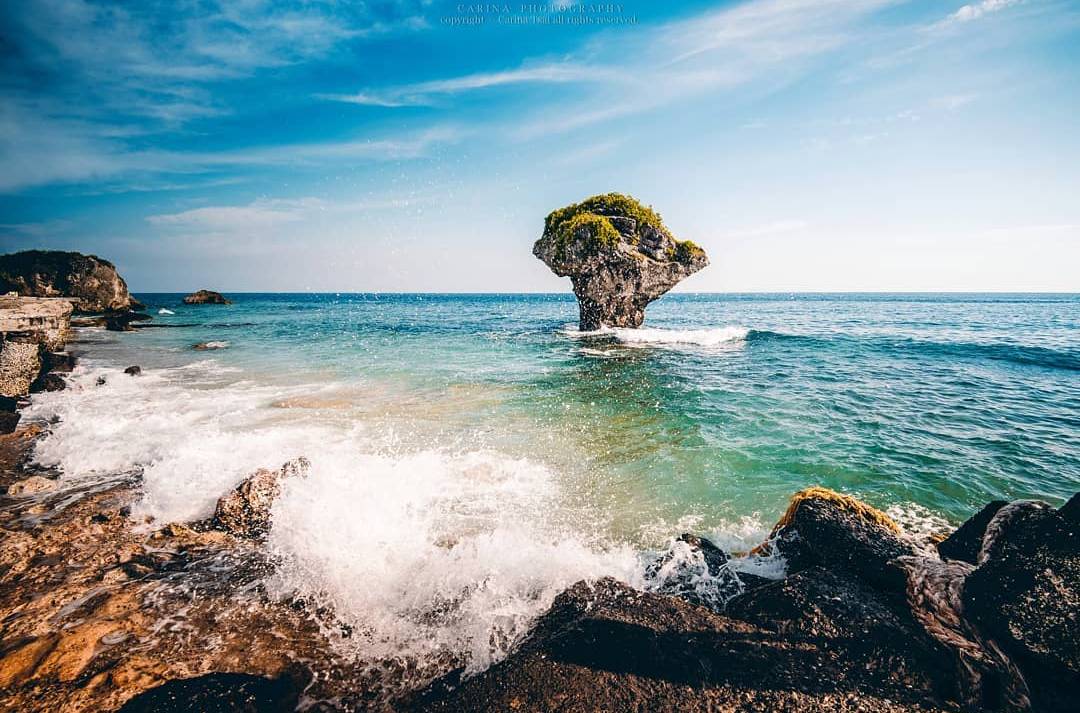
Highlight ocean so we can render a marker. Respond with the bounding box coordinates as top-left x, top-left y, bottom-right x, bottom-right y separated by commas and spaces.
22, 292, 1080, 670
